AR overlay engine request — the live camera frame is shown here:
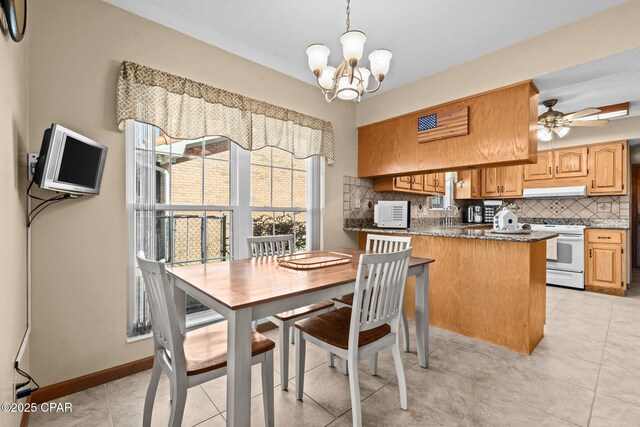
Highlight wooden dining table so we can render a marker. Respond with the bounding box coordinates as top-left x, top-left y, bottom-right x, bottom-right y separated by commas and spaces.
167, 249, 434, 426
